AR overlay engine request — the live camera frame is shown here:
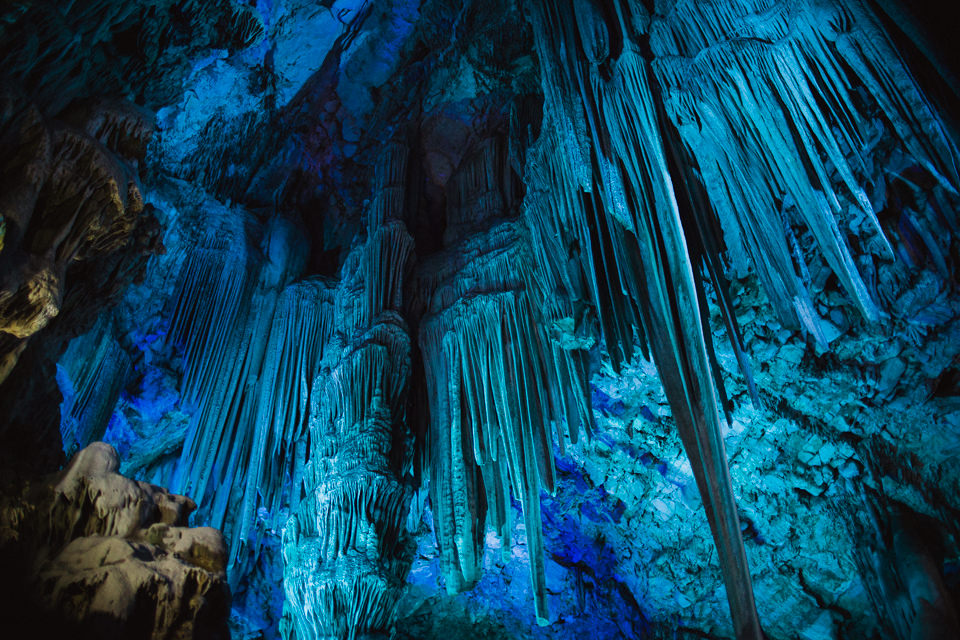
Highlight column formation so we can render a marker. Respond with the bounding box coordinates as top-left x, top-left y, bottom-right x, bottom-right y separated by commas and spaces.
282, 143, 415, 640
